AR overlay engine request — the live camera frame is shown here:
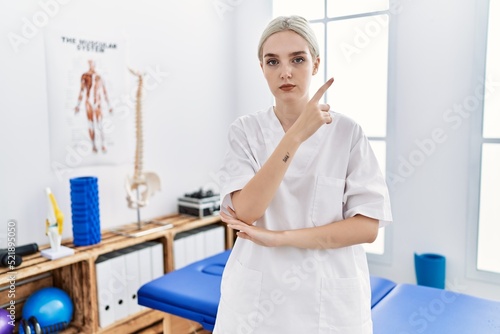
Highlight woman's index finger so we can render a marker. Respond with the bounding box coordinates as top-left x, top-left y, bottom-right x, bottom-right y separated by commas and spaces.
311, 77, 334, 103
